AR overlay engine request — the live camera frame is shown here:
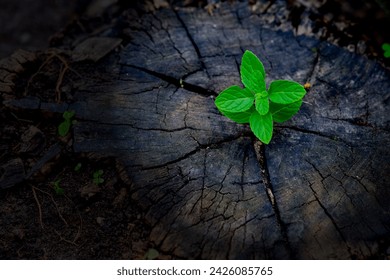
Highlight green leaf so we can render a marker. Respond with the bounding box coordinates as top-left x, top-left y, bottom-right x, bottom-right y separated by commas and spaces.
240, 50, 266, 93
382, 43, 390, 51
63, 110, 75, 120
249, 111, 273, 144
74, 163, 82, 172
53, 179, 61, 188
93, 170, 103, 178
215, 86, 254, 113
58, 120, 71, 136
93, 170, 104, 185
268, 80, 306, 104
54, 185, 65, 195
270, 100, 303, 123
382, 43, 390, 58
52, 180, 64, 195
221, 107, 254, 124
255, 92, 269, 115
144, 248, 159, 260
